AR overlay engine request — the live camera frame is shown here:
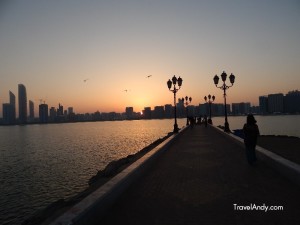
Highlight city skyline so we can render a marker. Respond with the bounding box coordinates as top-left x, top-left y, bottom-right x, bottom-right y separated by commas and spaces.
1, 1, 300, 114
1, 82, 298, 124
